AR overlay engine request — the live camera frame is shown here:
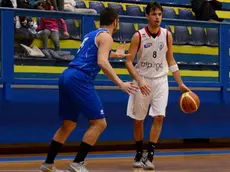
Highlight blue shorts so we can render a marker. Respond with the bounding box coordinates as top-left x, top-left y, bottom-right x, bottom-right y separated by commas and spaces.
58, 68, 105, 122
